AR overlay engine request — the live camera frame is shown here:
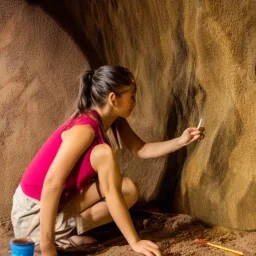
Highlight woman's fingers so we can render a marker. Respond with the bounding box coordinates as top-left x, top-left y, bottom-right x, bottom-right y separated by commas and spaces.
142, 250, 154, 256
132, 240, 161, 256
152, 248, 162, 256
144, 246, 162, 256
191, 131, 201, 136
192, 135, 200, 141
143, 248, 161, 256
145, 240, 159, 249
191, 129, 205, 140
144, 241, 162, 256
186, 127, 196, 133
